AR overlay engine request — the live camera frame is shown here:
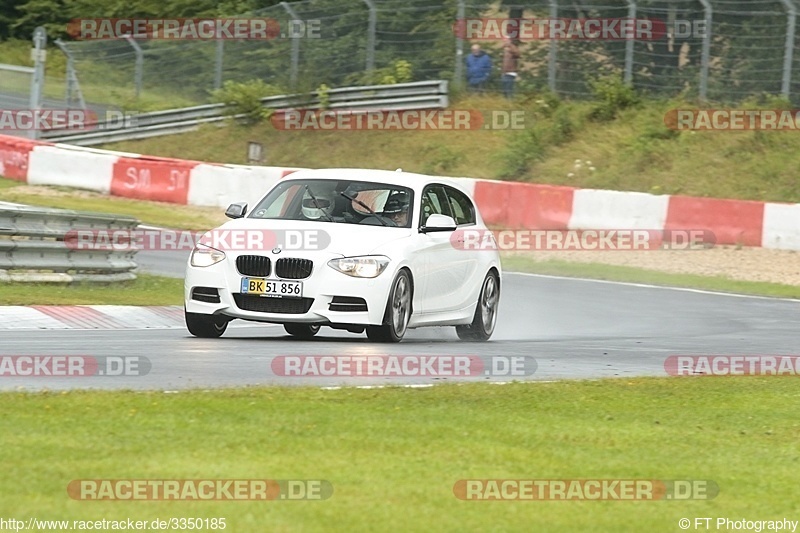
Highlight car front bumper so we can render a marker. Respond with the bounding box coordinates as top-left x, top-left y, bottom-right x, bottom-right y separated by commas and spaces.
184, 254, 394, 326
